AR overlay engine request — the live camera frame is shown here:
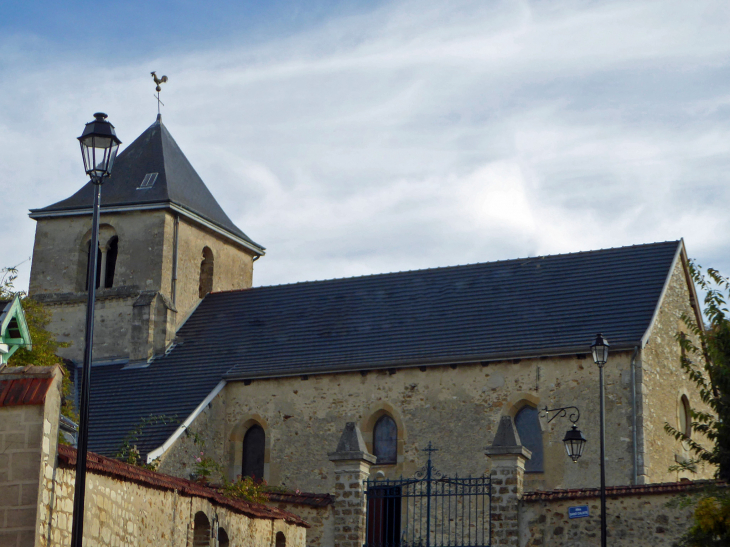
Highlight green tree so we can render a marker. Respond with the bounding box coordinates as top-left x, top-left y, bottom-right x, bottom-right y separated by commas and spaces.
664, 262, 730, 545
1, 266, 74, 419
